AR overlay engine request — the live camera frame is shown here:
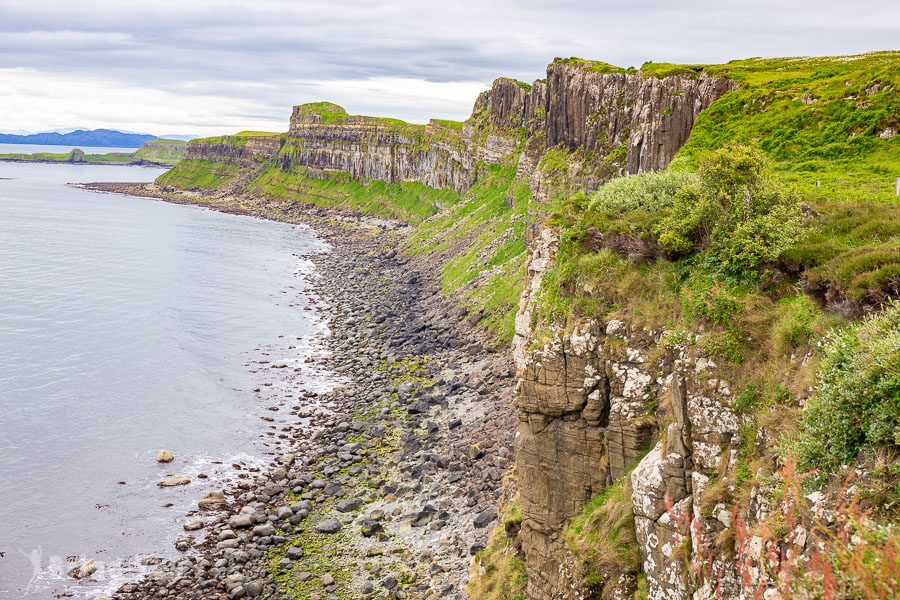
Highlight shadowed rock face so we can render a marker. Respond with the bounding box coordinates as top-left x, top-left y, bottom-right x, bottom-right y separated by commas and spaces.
542, 63, 735, 174
474, 64, 734, 178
